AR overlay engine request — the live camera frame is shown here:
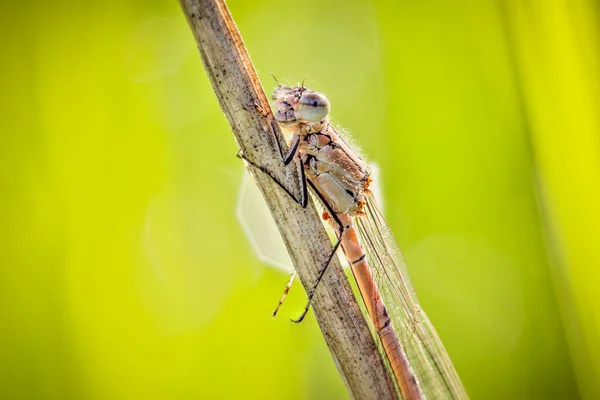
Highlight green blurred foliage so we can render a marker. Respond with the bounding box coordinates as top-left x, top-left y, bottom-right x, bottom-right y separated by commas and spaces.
0, 0, 598, 398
